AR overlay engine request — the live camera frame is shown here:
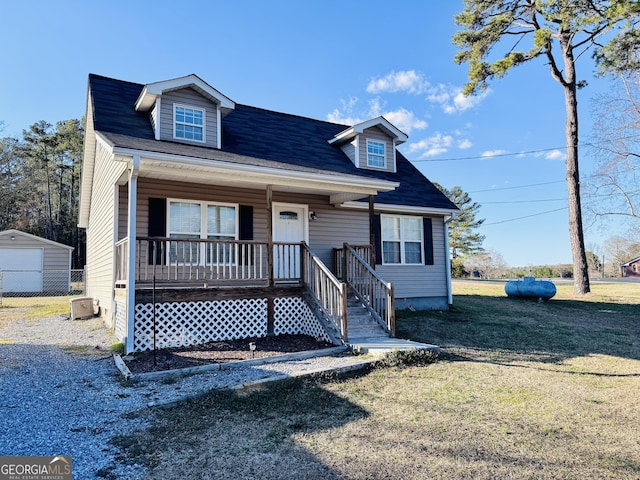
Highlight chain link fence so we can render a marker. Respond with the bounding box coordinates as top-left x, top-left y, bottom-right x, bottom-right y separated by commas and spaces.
0, 269, 85, 305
